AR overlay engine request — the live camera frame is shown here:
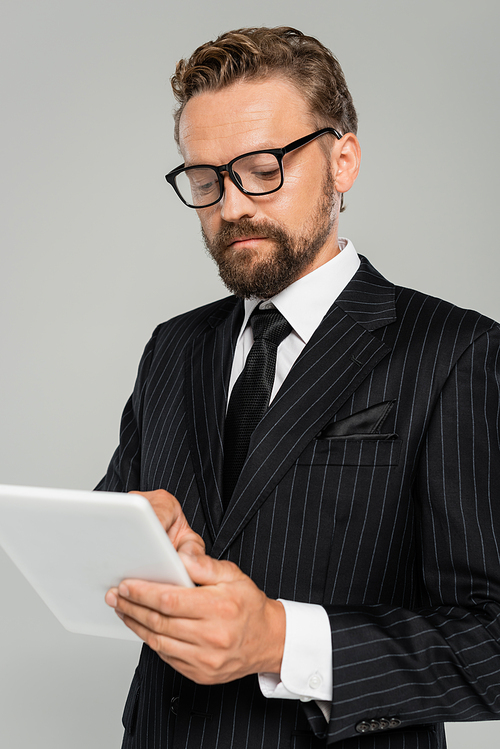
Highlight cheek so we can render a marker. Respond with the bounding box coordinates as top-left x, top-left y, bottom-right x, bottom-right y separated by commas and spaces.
196, 207, 220, 239
269, 184, 319, 228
